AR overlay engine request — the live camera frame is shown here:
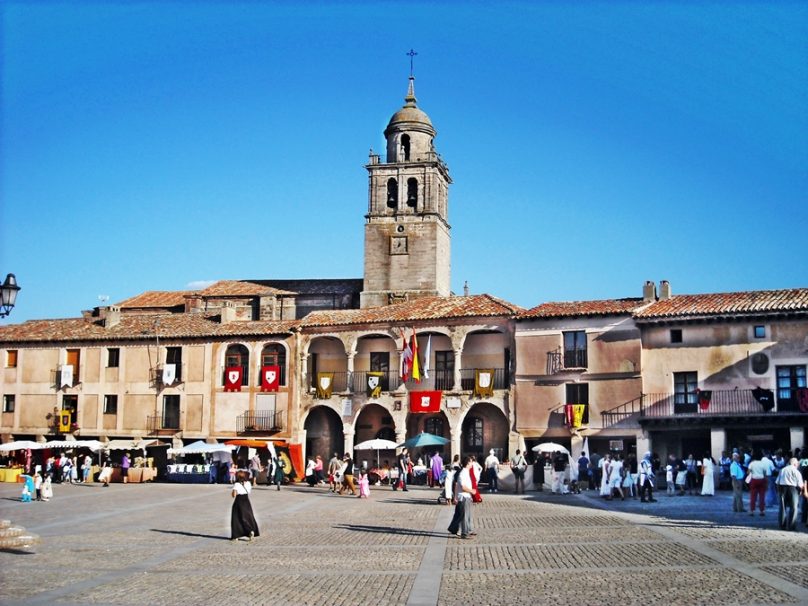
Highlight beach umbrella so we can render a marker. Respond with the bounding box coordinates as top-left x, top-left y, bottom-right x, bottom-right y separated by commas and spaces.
531, 442, 570, 456
354, 438, 398, 467
398, 432, 449, 449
